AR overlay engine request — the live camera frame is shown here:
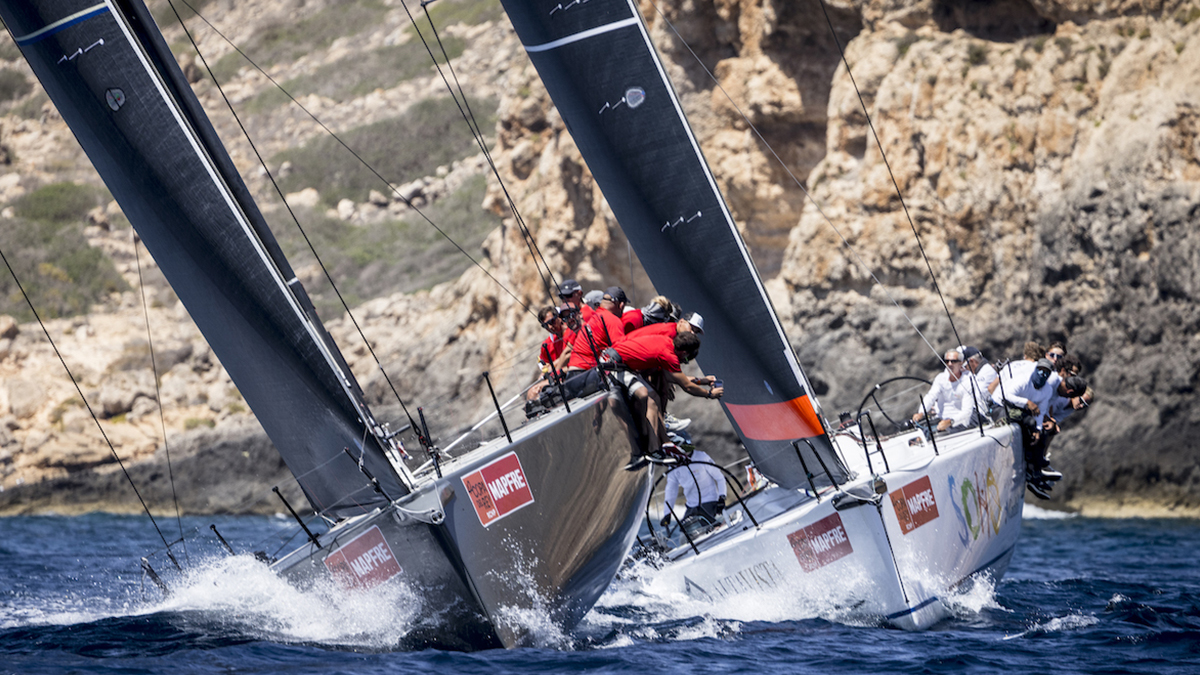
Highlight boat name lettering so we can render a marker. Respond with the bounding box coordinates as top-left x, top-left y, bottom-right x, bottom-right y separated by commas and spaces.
349, 543, 393, 576
462, 452, 535, 527
787, 513, 854, 572
685, 560, 784, 601
486, 469, 528, 502
892, 475, 939, 535
322, 526, 402, 591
